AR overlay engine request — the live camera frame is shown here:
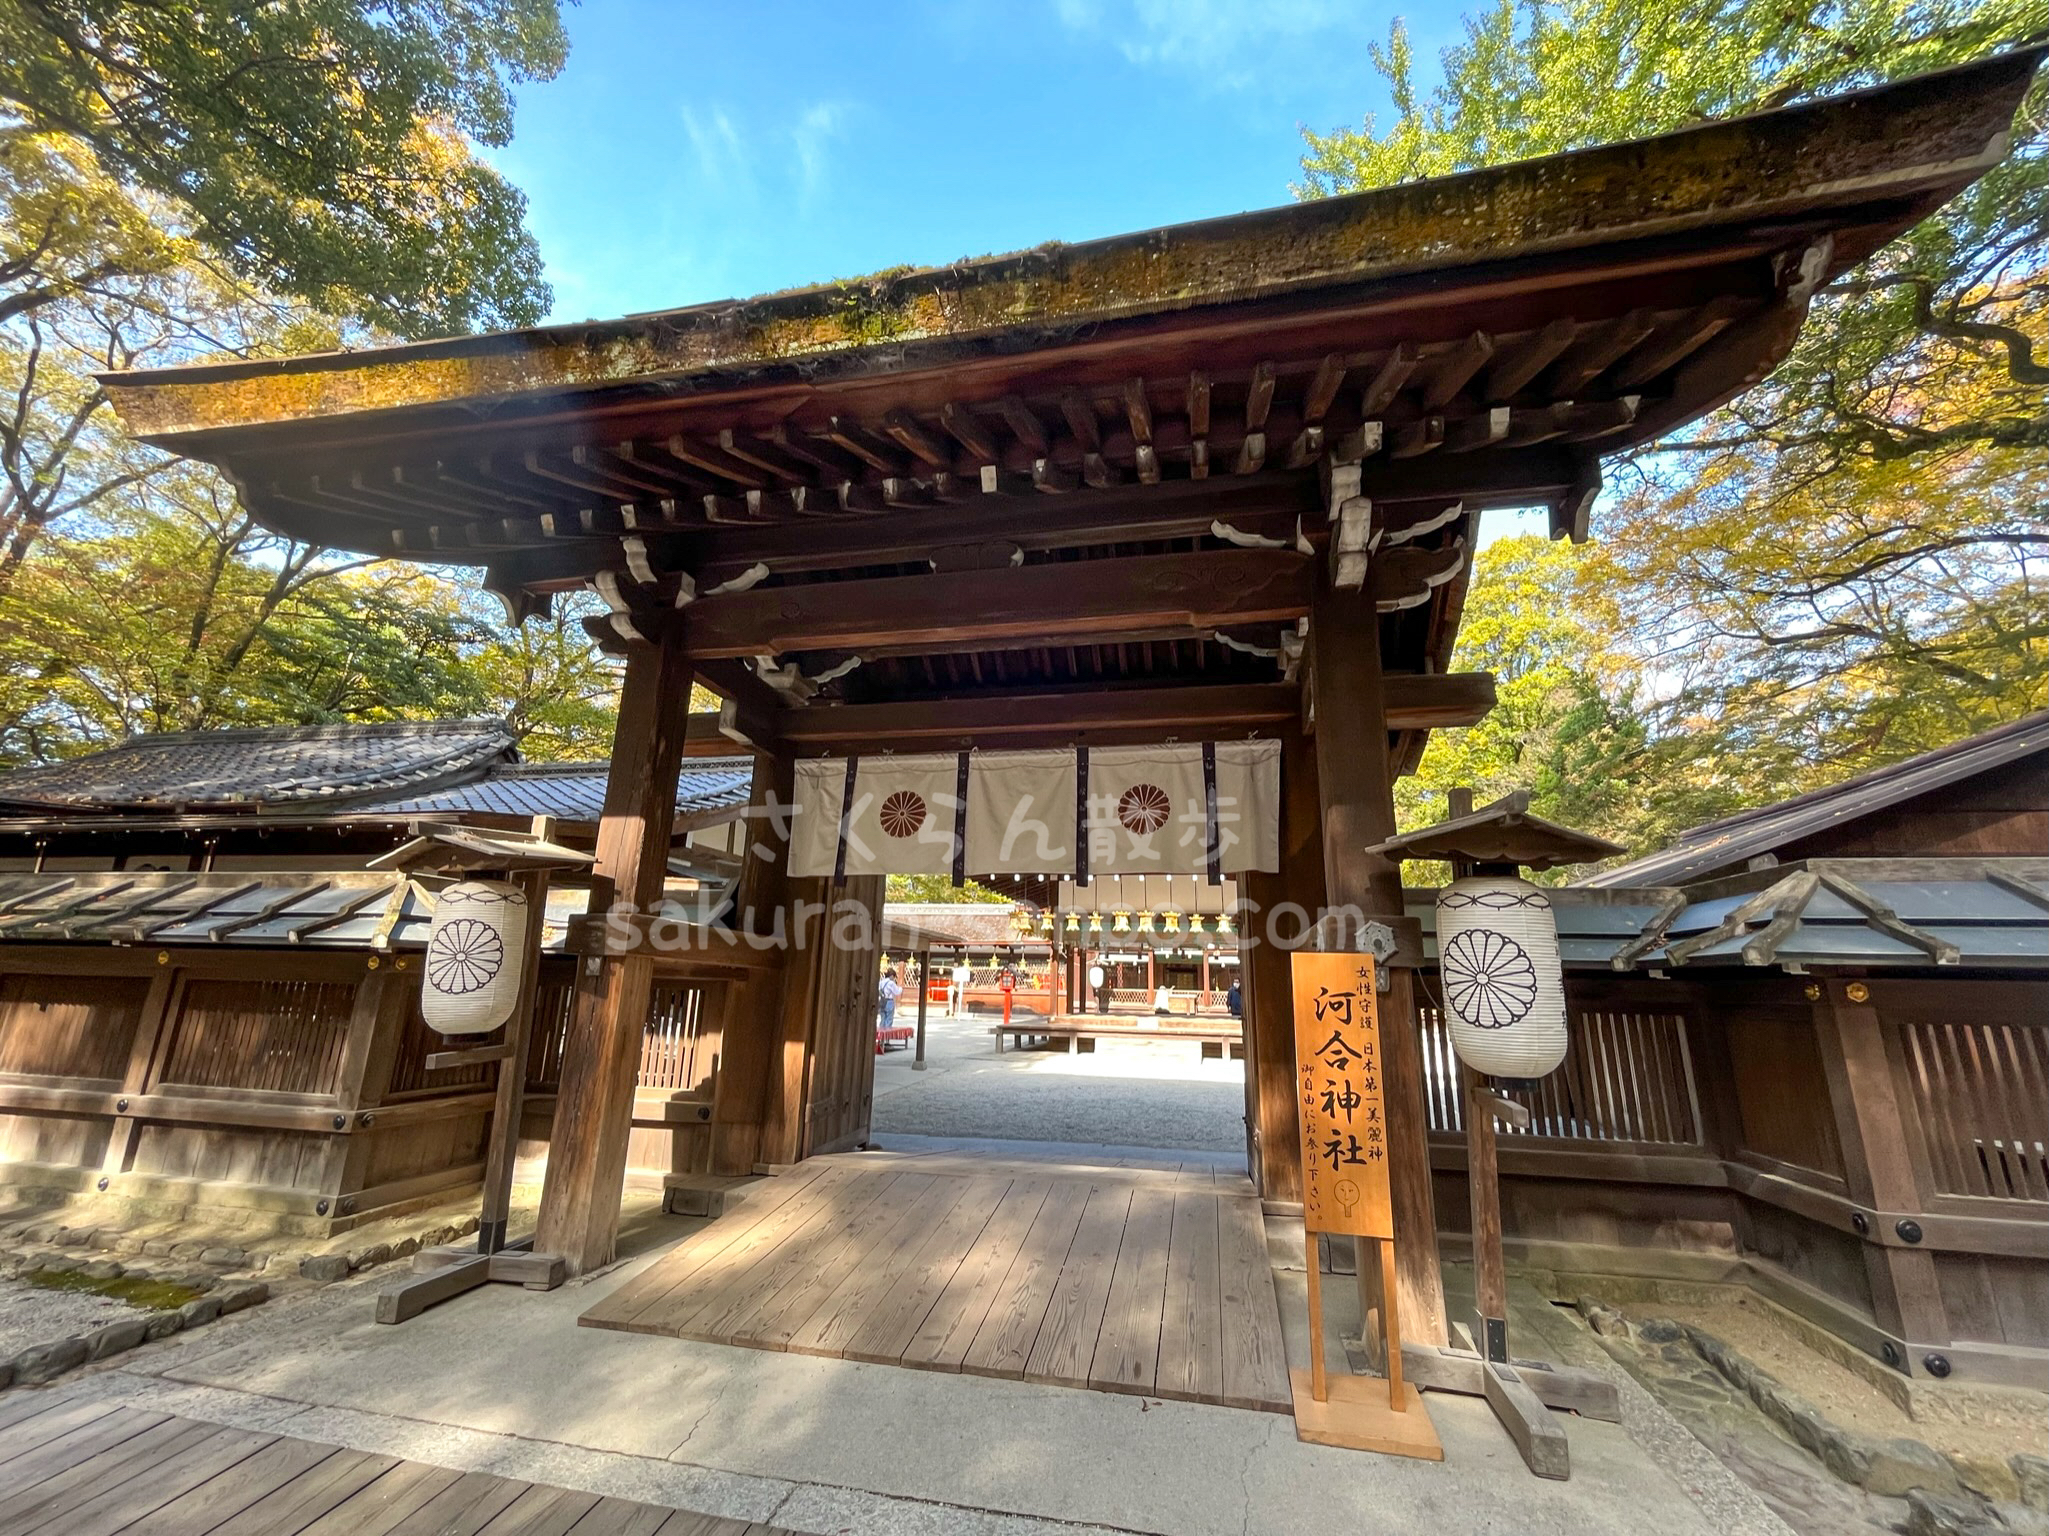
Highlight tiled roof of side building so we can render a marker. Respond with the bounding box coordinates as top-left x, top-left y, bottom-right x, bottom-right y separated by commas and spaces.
0, 719, 518, 812
356, 757, 758, 822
